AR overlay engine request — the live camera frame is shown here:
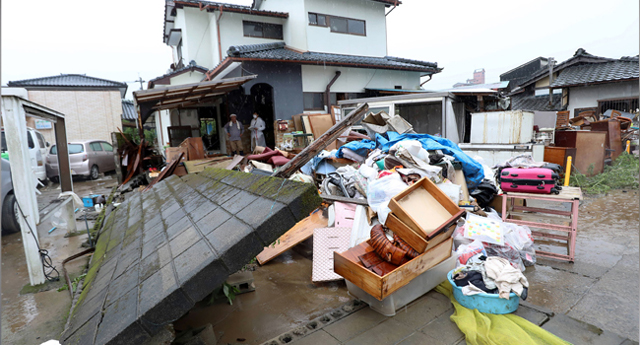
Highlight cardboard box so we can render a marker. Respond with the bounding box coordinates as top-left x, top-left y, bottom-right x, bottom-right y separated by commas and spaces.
334, 237, 452, 301
388, 177, 465, 239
